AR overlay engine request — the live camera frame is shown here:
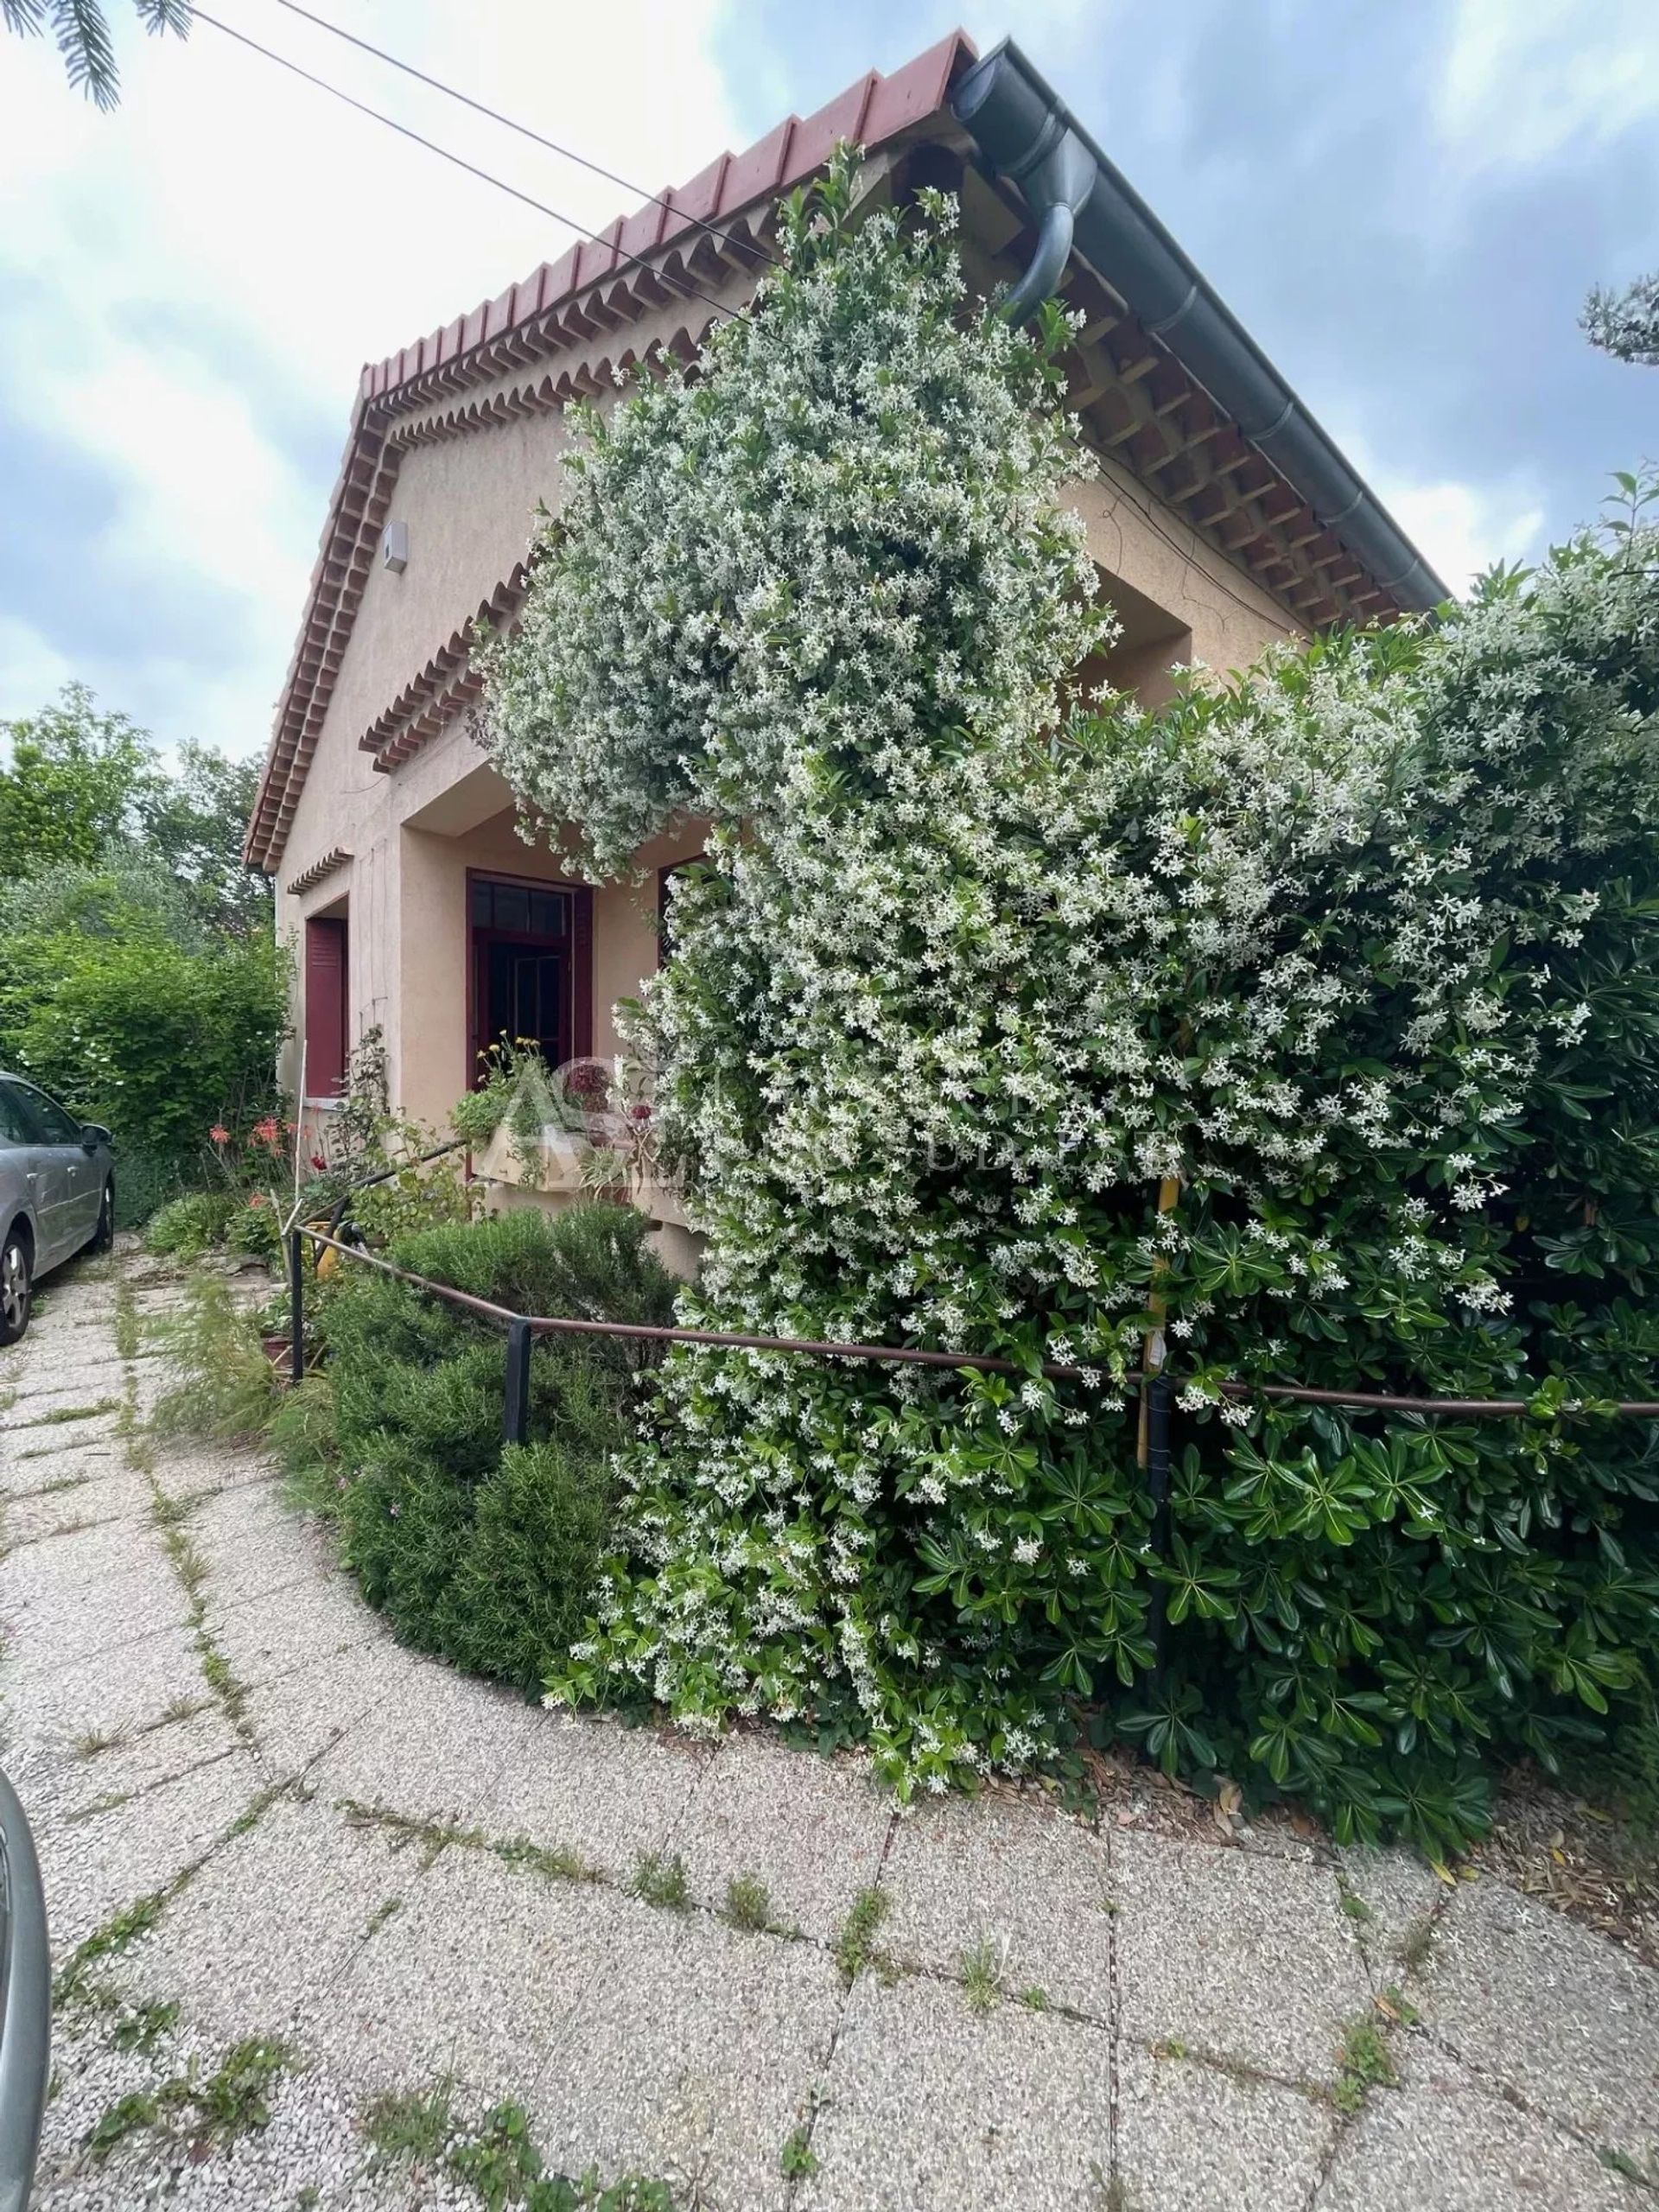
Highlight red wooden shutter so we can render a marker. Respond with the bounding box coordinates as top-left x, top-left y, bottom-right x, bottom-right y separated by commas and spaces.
304, 916, 348, 1096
